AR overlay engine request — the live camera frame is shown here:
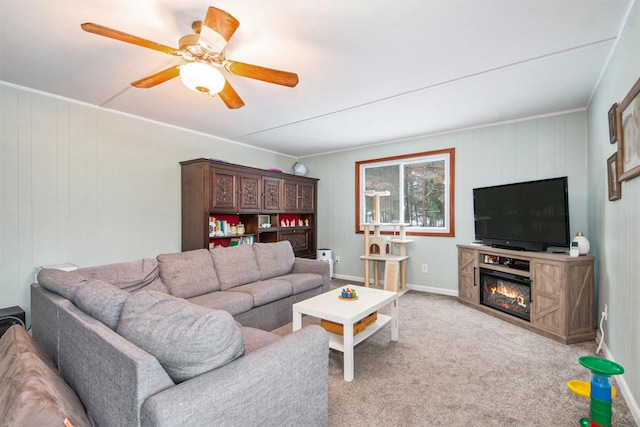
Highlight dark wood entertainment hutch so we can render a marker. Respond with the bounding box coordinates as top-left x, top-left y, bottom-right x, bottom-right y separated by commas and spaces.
457, 244, 595, 344
180, 159, 318, 258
